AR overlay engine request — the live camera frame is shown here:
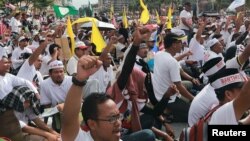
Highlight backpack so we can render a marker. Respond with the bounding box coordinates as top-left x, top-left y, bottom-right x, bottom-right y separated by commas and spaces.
179, 105, 220, 141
